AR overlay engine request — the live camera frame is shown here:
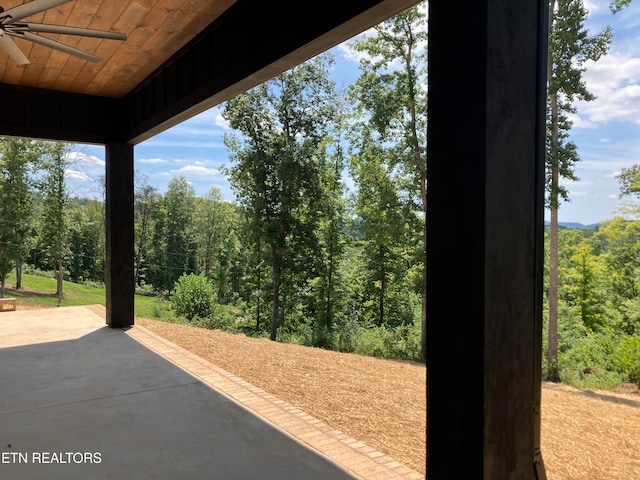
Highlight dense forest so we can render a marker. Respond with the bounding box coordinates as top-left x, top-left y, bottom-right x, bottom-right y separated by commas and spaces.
0, 2, 639, 388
